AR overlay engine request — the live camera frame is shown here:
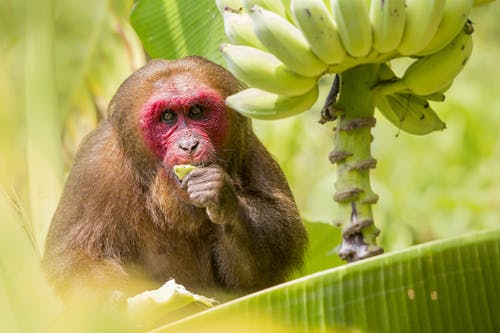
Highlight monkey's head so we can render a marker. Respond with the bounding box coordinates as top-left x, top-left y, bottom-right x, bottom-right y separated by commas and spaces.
108, 57, 247, 181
